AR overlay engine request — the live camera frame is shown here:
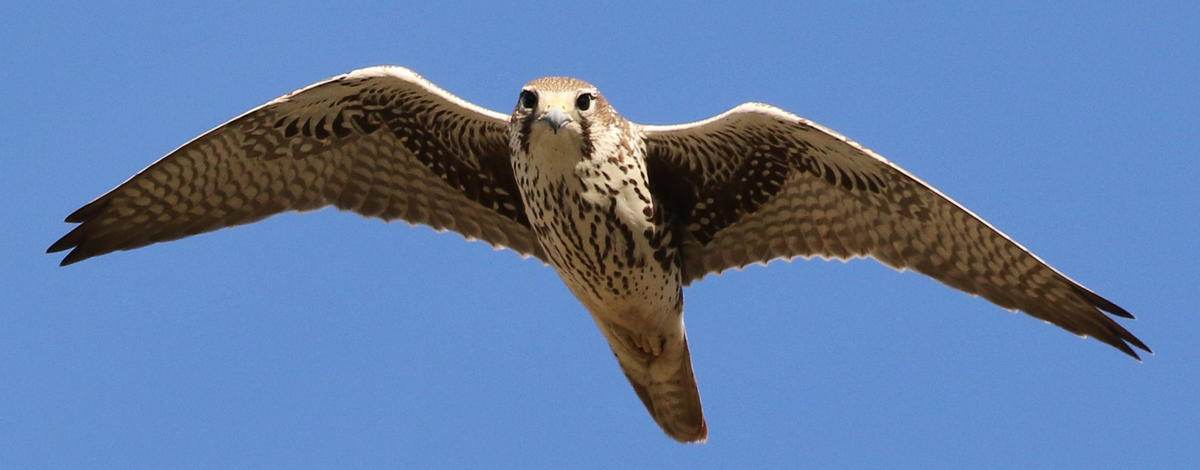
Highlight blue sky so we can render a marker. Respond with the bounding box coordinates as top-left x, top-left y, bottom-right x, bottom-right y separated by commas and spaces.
3, 2, 1197, 468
